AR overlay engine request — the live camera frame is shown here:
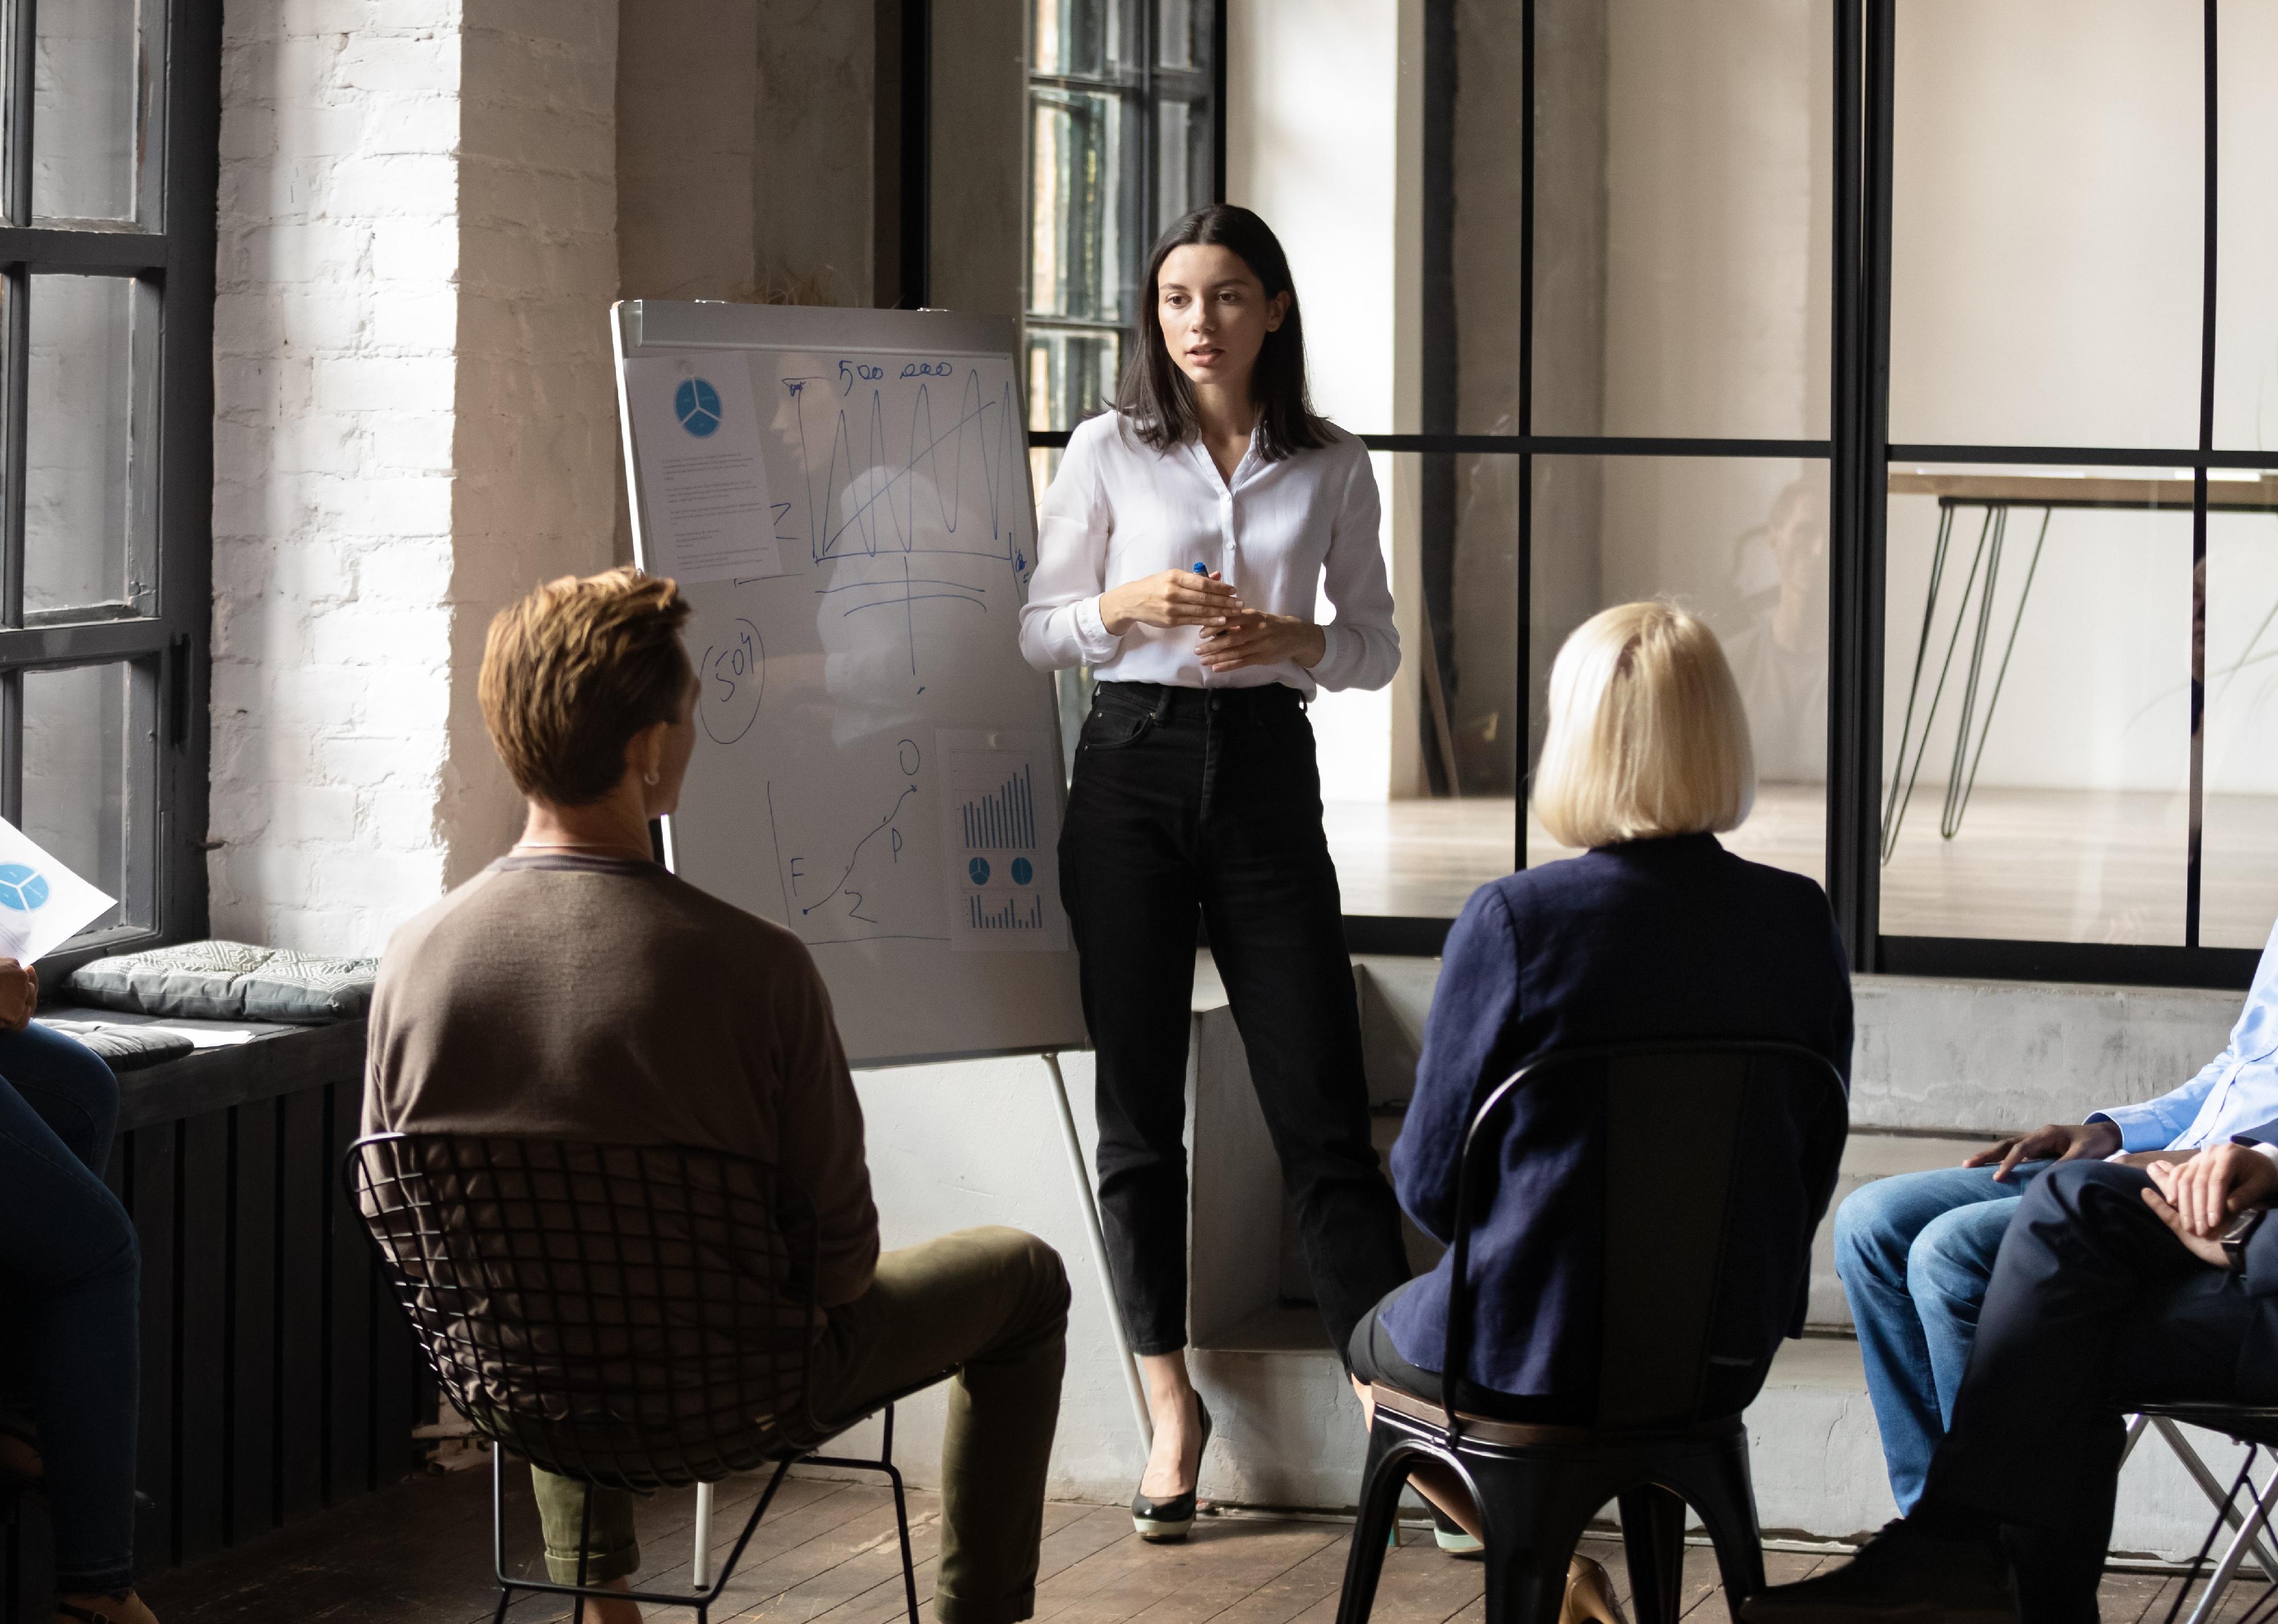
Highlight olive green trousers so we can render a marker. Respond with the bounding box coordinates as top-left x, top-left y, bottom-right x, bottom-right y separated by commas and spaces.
531, 1226, 1069, 1624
